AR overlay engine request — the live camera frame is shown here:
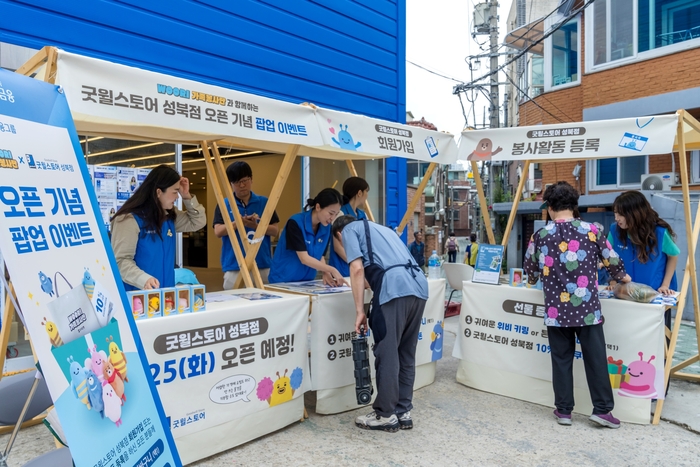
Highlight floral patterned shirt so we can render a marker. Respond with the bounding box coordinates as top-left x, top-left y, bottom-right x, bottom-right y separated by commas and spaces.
524, 219, 627, 327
